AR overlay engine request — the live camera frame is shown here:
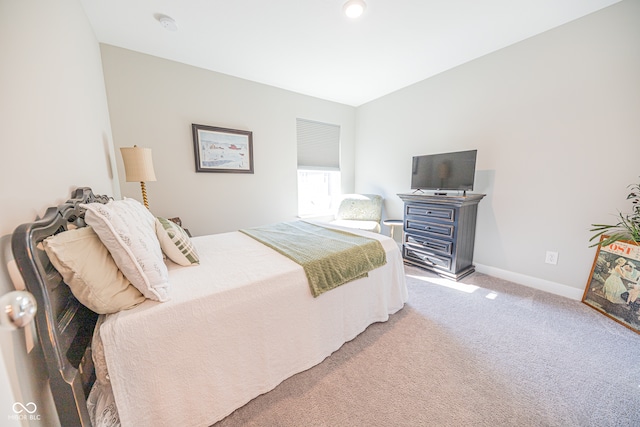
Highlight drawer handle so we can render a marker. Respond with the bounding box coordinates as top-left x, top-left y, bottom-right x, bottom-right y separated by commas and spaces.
413, 251, 435, 264
408, 238, 445, 252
